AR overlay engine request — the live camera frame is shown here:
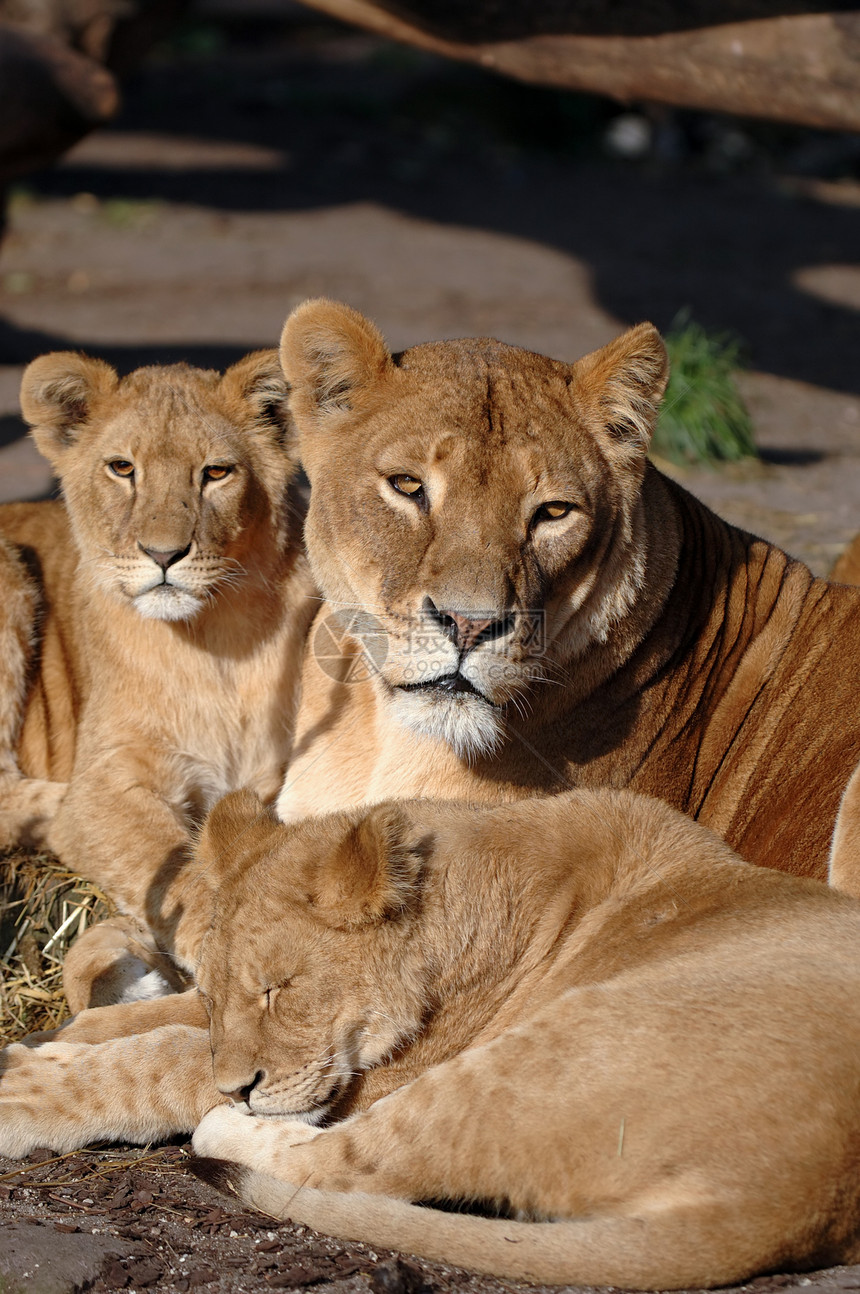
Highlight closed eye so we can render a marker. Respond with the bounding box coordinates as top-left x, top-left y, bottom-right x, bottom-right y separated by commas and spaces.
264, 980, 292, 1008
